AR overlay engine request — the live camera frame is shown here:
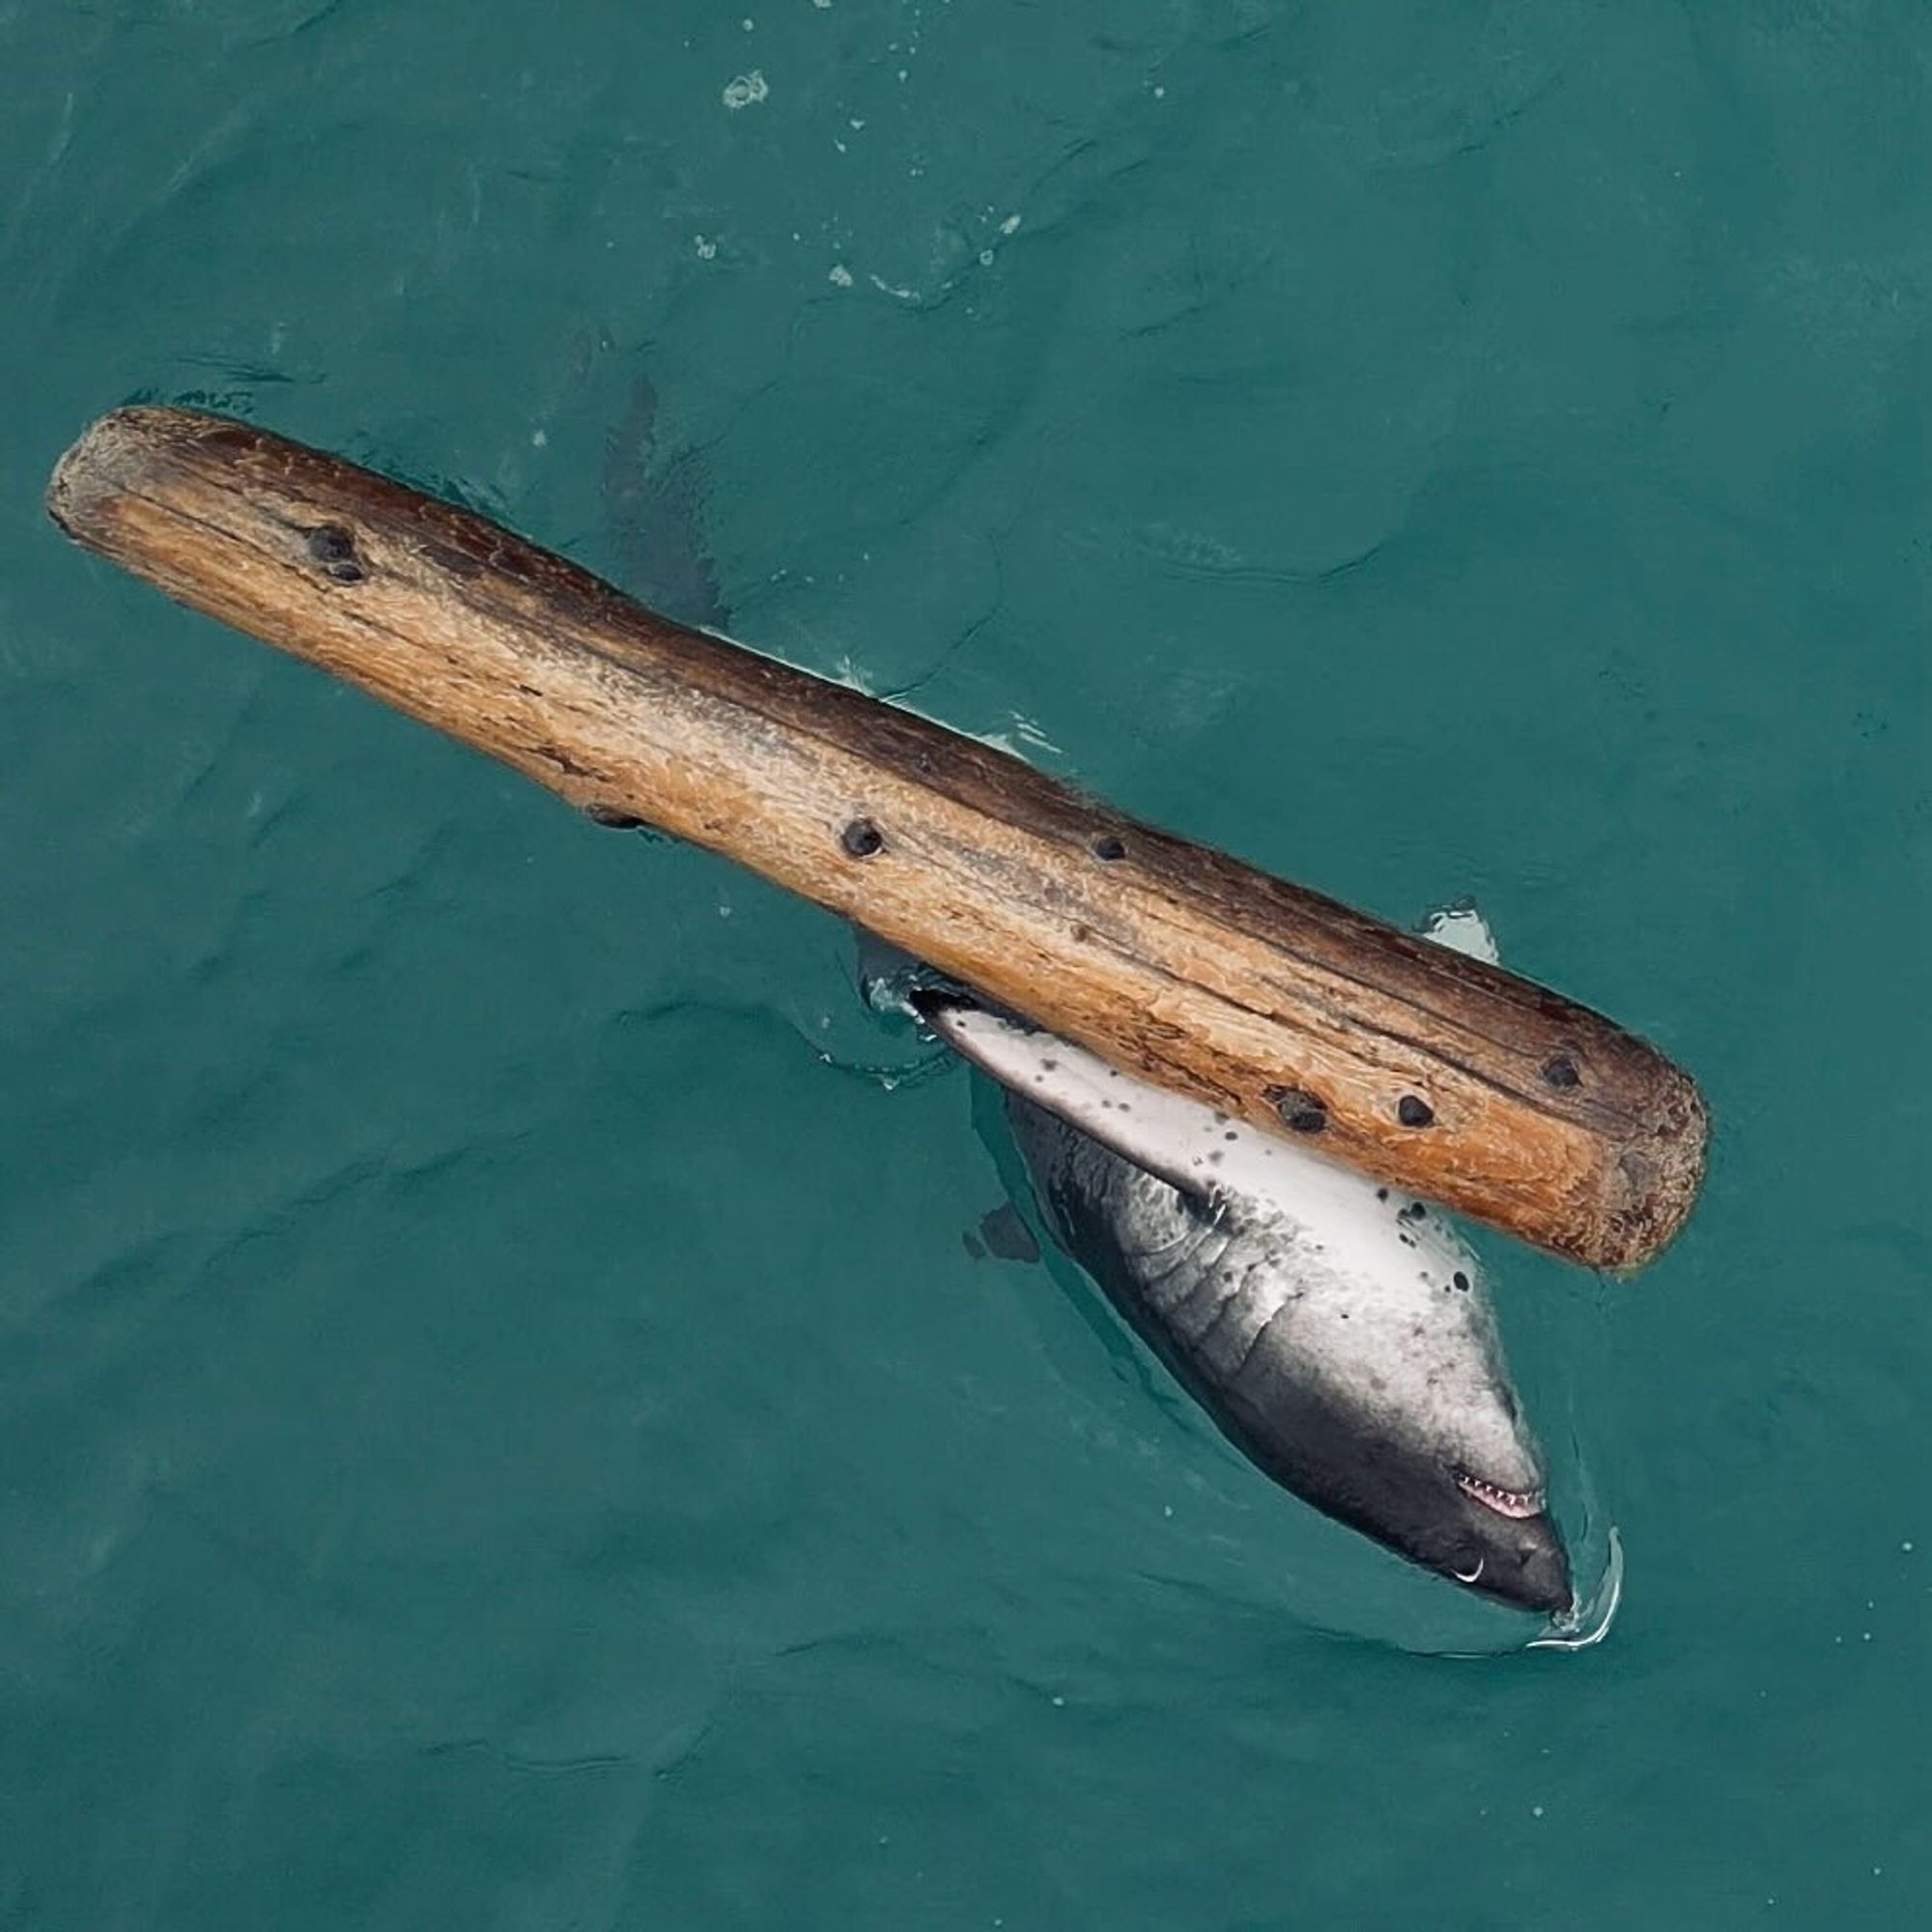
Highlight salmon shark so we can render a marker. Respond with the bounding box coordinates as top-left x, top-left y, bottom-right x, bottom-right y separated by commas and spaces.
899, 908, 1573, 1616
